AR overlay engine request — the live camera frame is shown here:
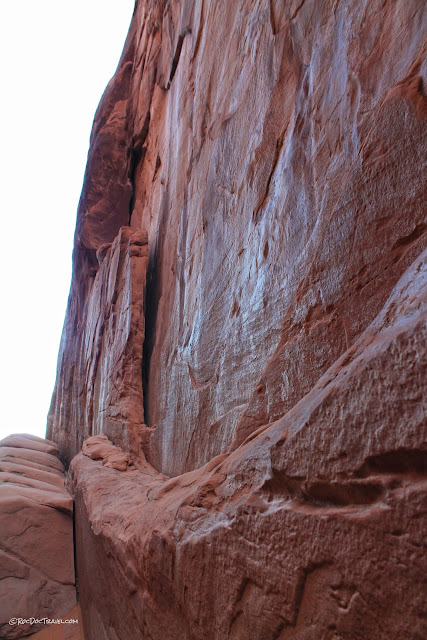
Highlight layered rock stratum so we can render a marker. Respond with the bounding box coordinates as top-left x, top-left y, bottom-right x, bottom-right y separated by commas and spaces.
0, 435, 76, 639
48, 0, 426, 638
